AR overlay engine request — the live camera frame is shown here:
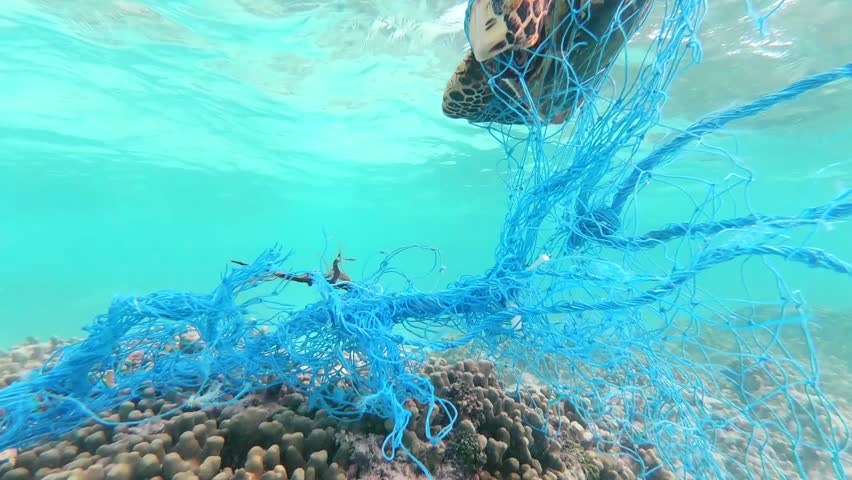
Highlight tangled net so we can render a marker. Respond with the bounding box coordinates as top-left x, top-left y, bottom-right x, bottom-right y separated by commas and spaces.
1, 1, 850, 479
